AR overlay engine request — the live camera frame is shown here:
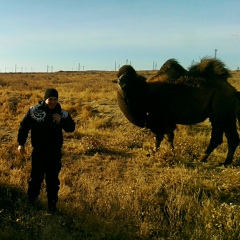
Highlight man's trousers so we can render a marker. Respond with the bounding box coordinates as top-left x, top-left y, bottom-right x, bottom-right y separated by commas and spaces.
27, 147, 62, 204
